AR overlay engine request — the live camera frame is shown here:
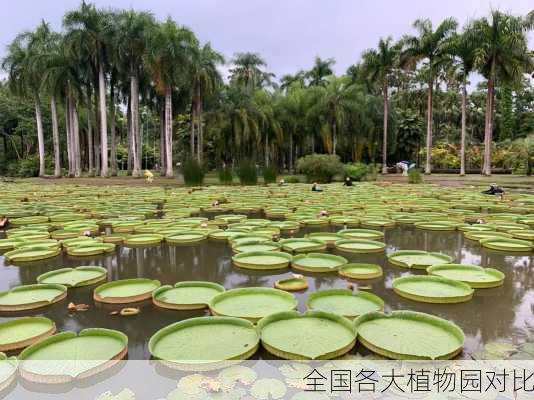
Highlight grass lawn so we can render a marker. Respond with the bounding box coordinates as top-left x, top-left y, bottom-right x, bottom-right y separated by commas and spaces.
4, 172, 534, 192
